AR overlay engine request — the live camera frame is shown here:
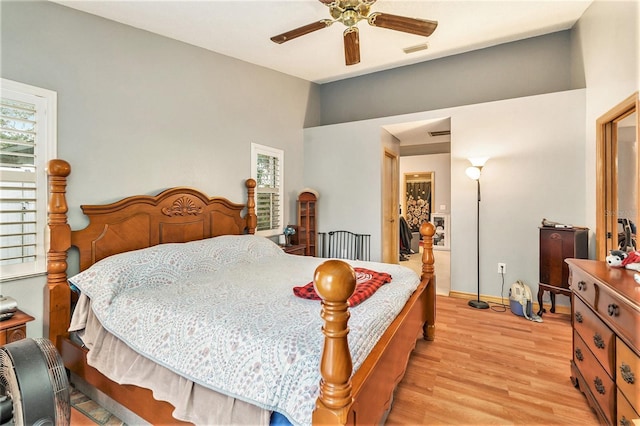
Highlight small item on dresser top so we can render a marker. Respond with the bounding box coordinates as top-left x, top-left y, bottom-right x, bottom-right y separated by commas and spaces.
605, 249, 640, 271
541, 218, 573, 228
0, 295, 18, 321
